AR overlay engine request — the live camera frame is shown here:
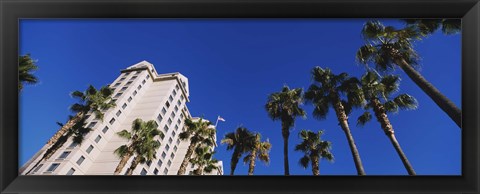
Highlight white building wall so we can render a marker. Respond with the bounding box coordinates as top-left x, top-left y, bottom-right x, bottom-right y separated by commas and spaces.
21, 61, 223, 175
